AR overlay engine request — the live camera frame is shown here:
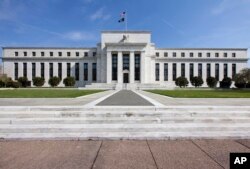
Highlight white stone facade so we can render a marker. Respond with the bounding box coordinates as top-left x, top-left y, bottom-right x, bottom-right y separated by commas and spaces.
1, 31, 249, 88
